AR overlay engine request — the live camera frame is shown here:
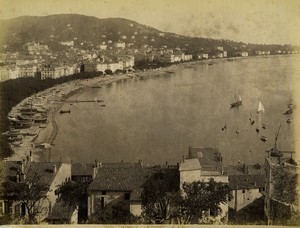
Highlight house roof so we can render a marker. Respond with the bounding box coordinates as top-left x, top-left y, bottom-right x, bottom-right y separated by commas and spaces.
47, 201, 77, 221
228, 174, 265, 190
88, 166, 155, 195
188, 147, 223, 172
0, 161, 62, 186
